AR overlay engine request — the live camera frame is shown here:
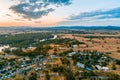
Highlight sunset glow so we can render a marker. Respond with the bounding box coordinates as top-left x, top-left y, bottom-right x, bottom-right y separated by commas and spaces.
0, 0, 120, 27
